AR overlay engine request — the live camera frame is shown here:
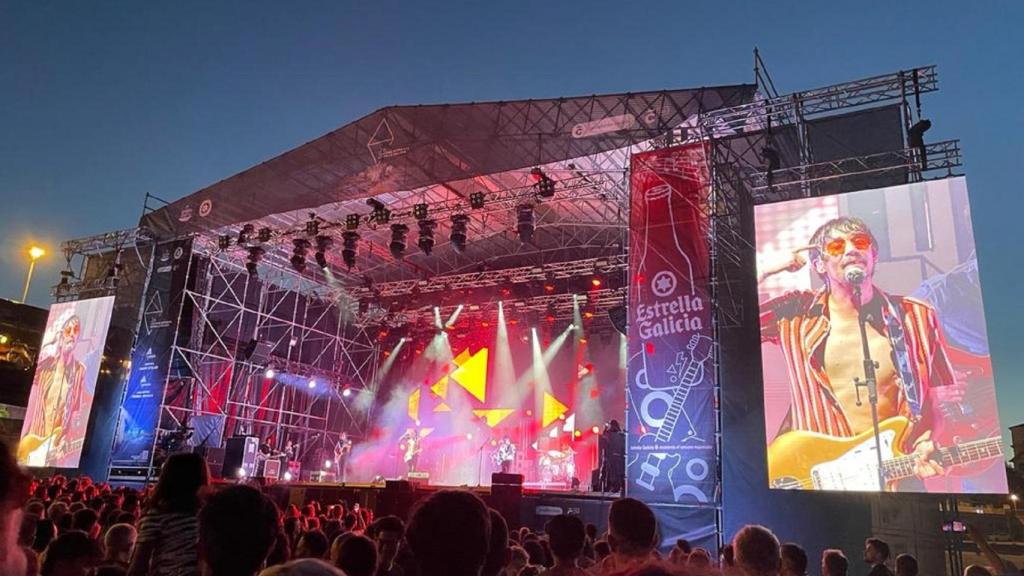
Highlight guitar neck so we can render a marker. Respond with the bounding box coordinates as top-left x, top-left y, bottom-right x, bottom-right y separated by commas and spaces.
655, 358, 700, 442
883, 437, 1003, 481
